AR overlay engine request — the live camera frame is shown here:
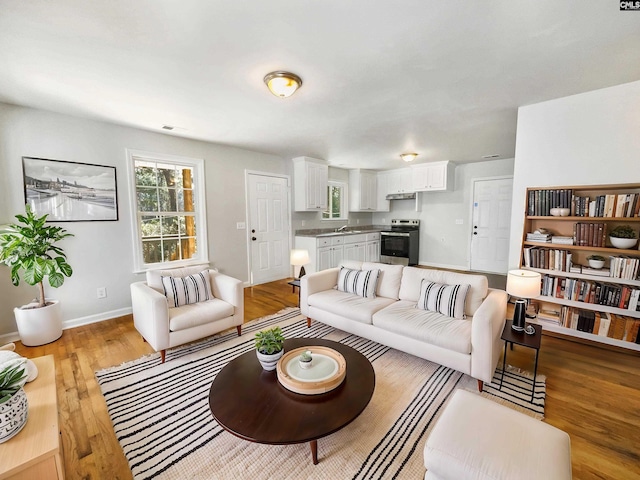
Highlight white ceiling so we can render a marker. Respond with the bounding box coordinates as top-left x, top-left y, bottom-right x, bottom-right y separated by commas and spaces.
0, 1, 639, 170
